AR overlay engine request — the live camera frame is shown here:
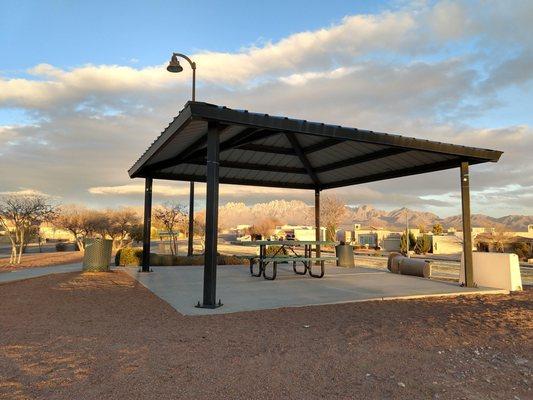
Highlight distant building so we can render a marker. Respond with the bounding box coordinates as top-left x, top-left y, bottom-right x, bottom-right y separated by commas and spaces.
351, 224, 403, 251
431, 234, 463, 254
275, 225, 327, 241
